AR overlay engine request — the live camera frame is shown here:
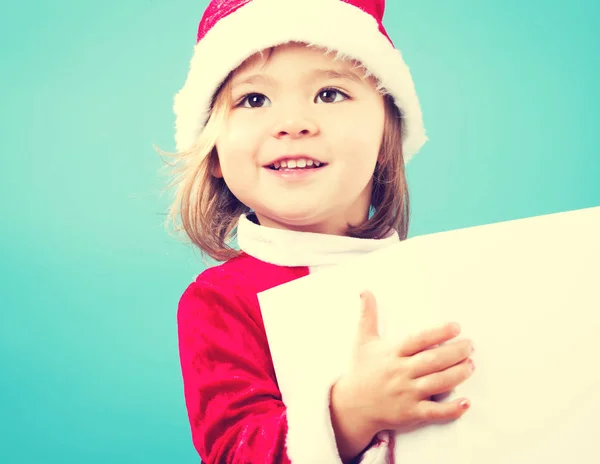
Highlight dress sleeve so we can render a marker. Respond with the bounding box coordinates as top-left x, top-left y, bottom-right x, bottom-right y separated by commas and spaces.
177, 278, 292, 463
177, 277, 391, 463
354, 432, 395, 464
